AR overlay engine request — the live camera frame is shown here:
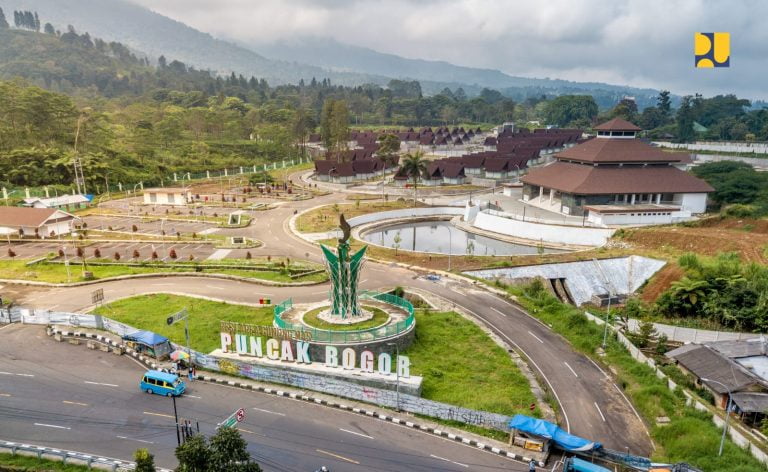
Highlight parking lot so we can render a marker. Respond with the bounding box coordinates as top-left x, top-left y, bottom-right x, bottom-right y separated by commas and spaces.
1, 240, 223, 262
82, 215, 219, 237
